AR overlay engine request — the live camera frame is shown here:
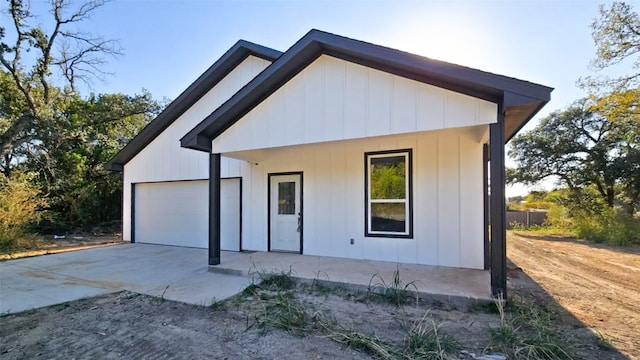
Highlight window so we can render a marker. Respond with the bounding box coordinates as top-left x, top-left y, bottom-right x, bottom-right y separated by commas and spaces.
278, 182, 296, 214
365, 149, 413, 238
